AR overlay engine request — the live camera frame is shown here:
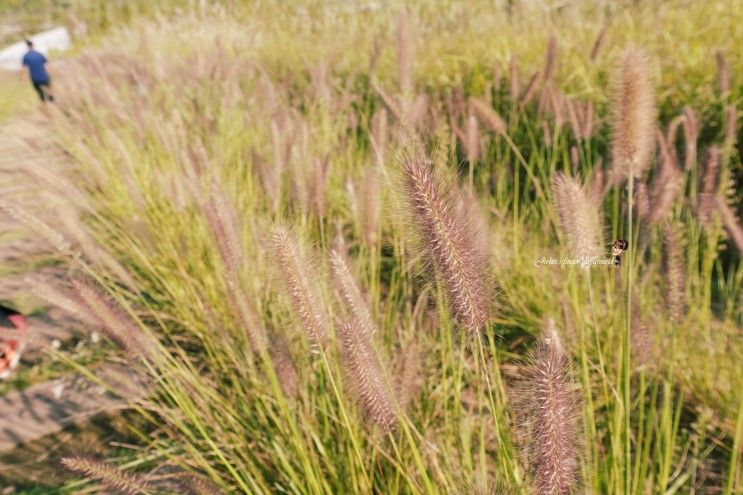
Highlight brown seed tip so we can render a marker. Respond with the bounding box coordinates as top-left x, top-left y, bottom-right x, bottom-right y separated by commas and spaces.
716, 195, 743, 255
543, 35, 559, 83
